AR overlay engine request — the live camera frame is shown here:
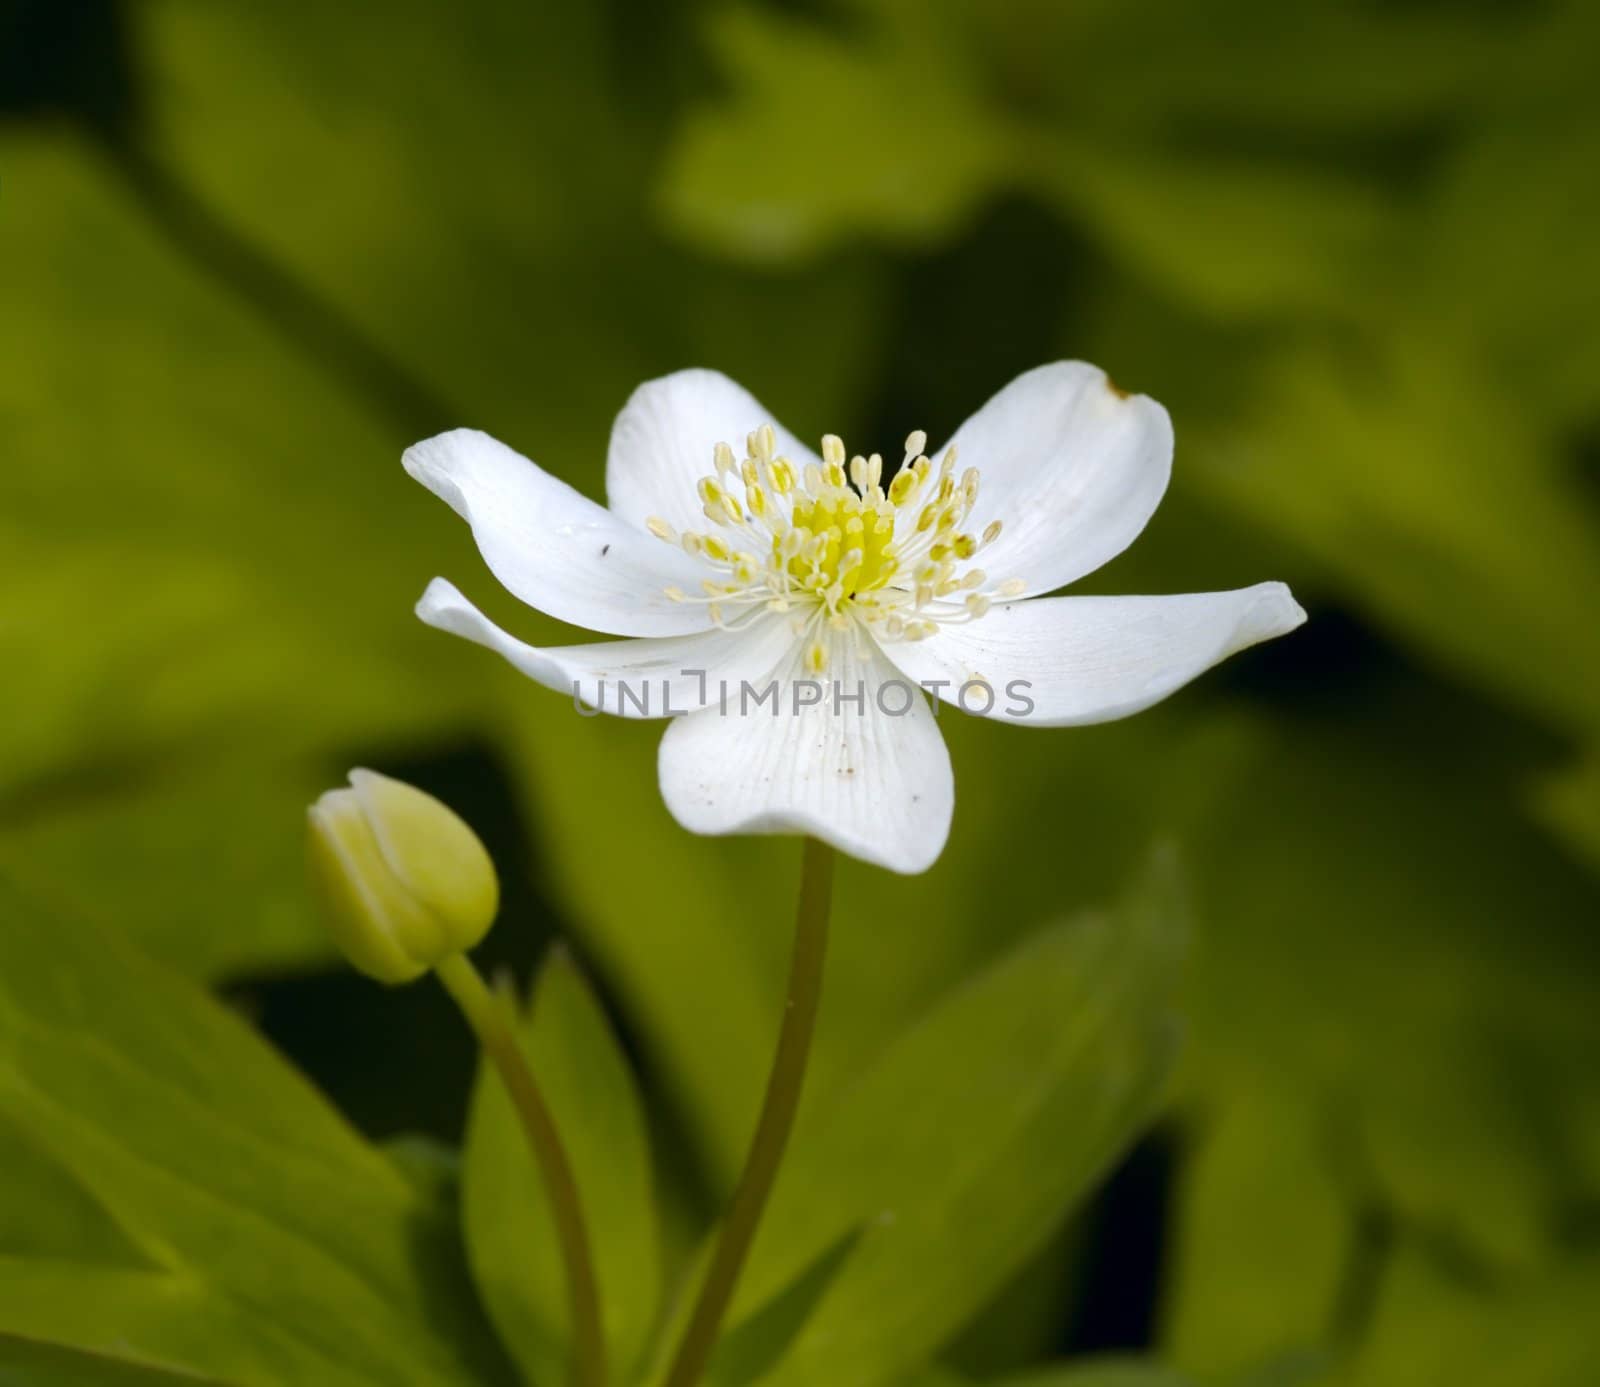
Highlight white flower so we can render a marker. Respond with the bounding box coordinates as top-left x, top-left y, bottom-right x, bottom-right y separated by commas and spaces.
405, 363, 1305, 874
